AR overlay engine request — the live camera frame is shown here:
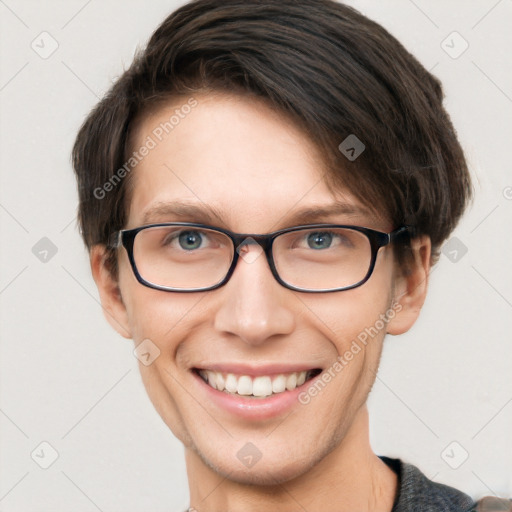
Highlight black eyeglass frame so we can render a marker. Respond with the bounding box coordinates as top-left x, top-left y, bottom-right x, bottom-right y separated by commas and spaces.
110, 223, 412, 293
